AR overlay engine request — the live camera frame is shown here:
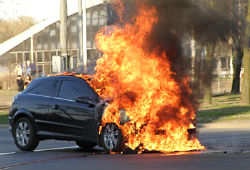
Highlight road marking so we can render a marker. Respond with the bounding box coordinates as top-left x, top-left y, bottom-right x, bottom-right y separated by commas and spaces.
34, 146, 78, 152
0, 146, 78, 156
0, 152, 16, 156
